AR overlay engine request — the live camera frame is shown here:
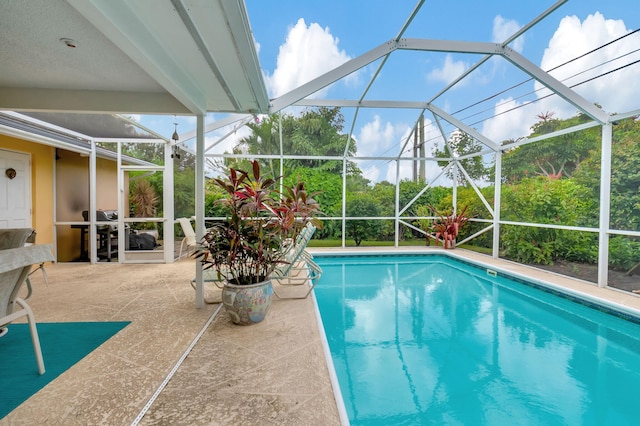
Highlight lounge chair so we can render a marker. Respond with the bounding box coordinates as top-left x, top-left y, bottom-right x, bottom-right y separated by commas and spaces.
271, 223, 323, 299
0, 244, 55, 375
177, 218, 197, 259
